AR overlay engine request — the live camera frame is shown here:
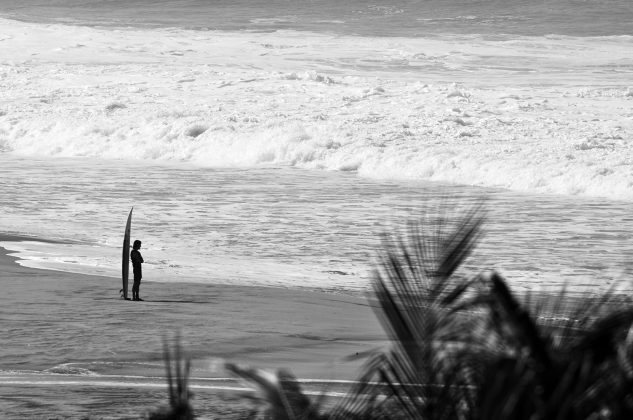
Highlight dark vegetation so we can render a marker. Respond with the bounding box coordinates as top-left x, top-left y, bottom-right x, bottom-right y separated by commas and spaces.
149, 338, 194, 420
150, 202, 633, 419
